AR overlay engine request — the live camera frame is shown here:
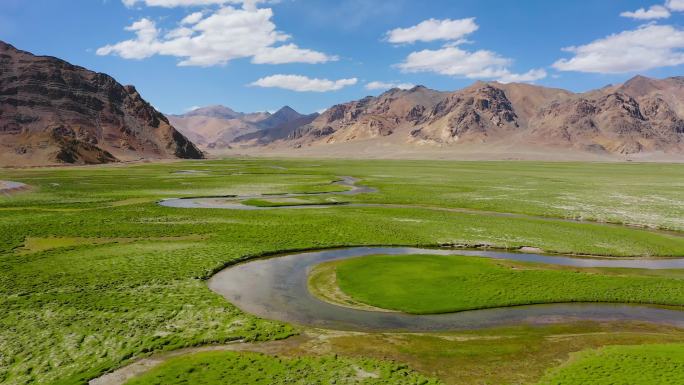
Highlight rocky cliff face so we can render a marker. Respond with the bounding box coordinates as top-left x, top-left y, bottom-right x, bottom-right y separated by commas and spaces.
528, 81, 684, 154
410, 84, 520, 144
0, 41, 202, 166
